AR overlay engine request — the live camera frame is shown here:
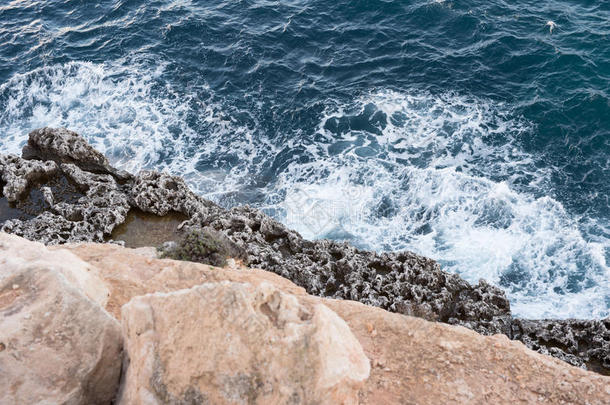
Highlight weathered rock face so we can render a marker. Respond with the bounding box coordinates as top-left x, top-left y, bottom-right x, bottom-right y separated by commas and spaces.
22, 127, 130, 181
49, 239, 610, 404
0, 232, 110, 306
196, 207, 512, 336
0, 235, 123, 404
327, 300, 610, 405
0, 153, 58, 202
0, 127, 511, 333
118, 281, 370, 405
512, 318, 610, 375
0, 127, 608, 374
